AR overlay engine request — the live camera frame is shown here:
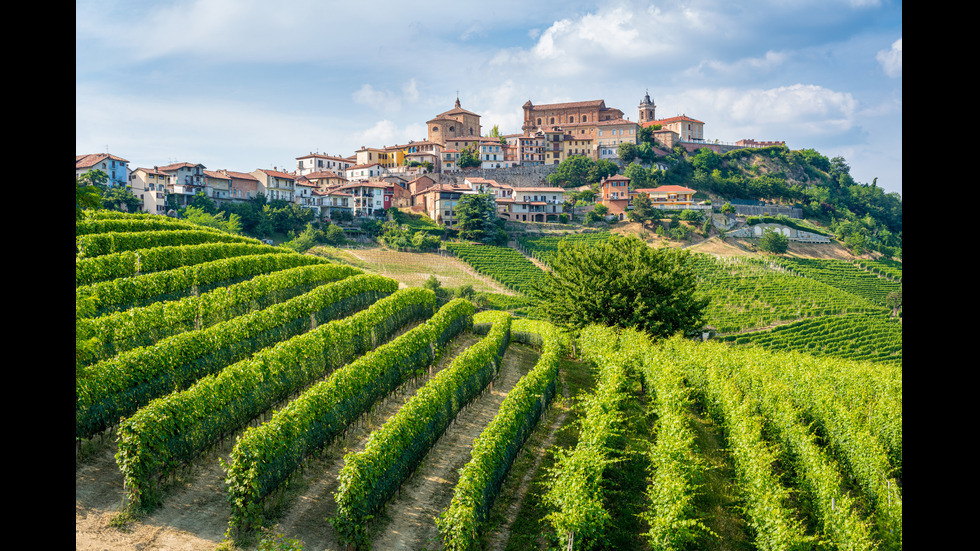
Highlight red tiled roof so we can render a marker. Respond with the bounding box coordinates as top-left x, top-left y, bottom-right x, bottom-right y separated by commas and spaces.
634, 185, 696, 194
76, 153, 129, 168
257, 169, 295, 180
526, 99, 606, 111
203, 170, 231, 180
221, 170, 259, 181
